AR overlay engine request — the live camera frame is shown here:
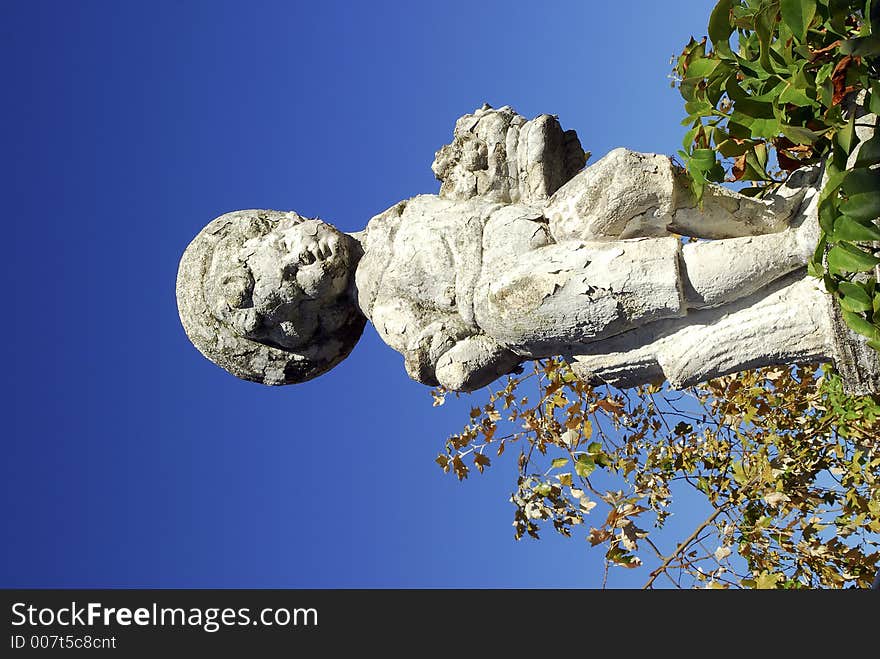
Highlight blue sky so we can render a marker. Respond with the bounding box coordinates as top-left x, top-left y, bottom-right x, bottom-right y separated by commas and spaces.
2, 0, 718, 588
